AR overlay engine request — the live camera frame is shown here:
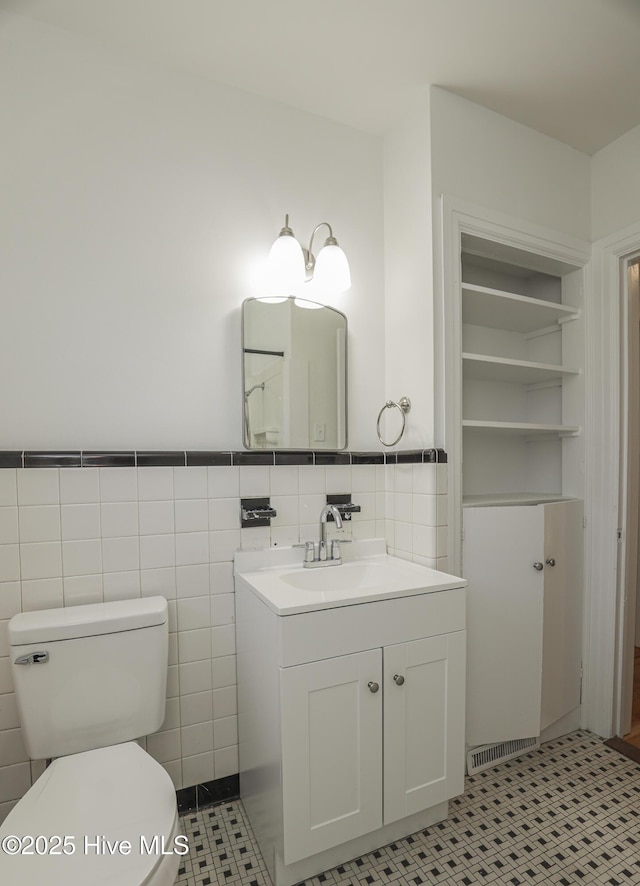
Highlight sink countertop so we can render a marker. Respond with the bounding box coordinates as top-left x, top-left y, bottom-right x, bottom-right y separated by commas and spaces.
234, 539, 466, 615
